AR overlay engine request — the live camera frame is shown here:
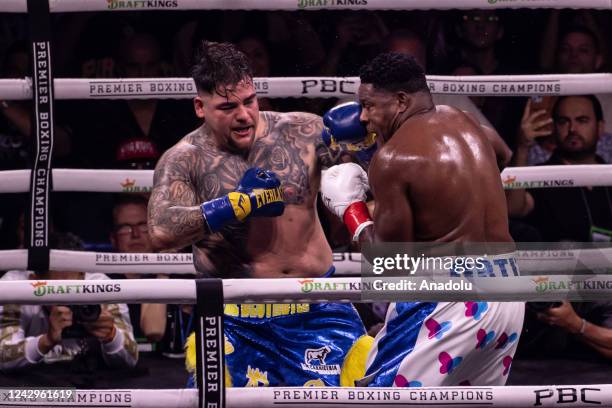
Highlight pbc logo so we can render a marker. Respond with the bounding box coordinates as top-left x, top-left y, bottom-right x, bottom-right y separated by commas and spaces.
534, 387, 601, 406
301, 79, 356, 95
